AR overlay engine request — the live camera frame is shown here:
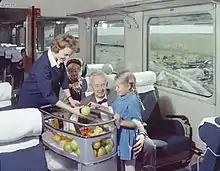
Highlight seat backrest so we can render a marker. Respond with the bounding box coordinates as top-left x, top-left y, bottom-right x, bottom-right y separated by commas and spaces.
0, 82, 12, 107
85, 64, 114, 77
82, 74, 116, 97
0, 108, 48, 171
0, 108, 43, 152
198, 117, 220, 171
134, 71, 162, 124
